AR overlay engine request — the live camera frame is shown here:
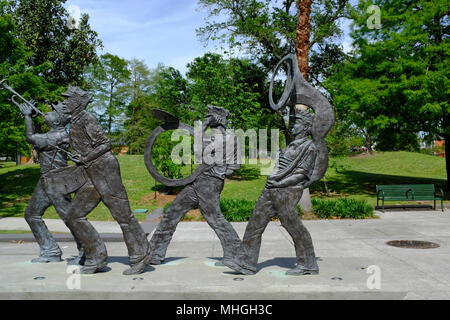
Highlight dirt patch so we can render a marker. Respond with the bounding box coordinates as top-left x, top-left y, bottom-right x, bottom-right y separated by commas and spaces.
140, 192, 204, 221
139, 192, 176, 207
300, 211, 320, 220
183, 209, 205, 222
